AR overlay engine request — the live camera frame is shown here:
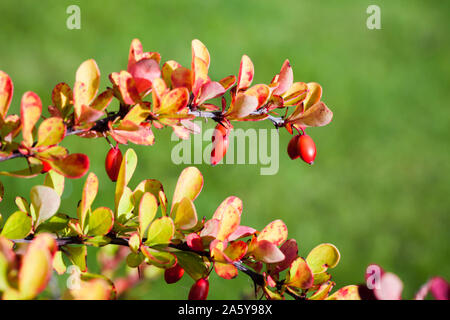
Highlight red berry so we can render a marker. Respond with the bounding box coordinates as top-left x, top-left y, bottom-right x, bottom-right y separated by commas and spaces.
297, 134, 316, 164
188, 278, 209, 300
164, 263, 185, 284
105, 146, 123, 182
41, 161, 52, 173
287, 135, 300, 160
210, 123, 230, 166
